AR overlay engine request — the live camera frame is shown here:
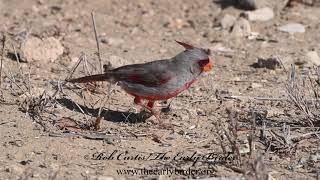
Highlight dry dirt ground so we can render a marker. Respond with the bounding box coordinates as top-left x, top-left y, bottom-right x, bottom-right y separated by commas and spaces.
0, 0, 320, 179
